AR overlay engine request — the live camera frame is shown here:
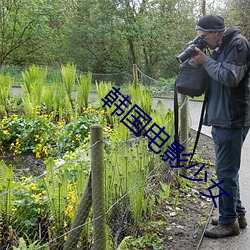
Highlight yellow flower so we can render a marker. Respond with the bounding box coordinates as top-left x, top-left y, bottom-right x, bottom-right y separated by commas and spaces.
65, 205, 74, 218
3, 130, 9, 135
12, 207, 17, 212
43, 147, 49, 157
26, 183, 37, 191
32, 193, 42, 201
14, 149, 22, 155
71, 195, 76, 204
36, 152, 41, 159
